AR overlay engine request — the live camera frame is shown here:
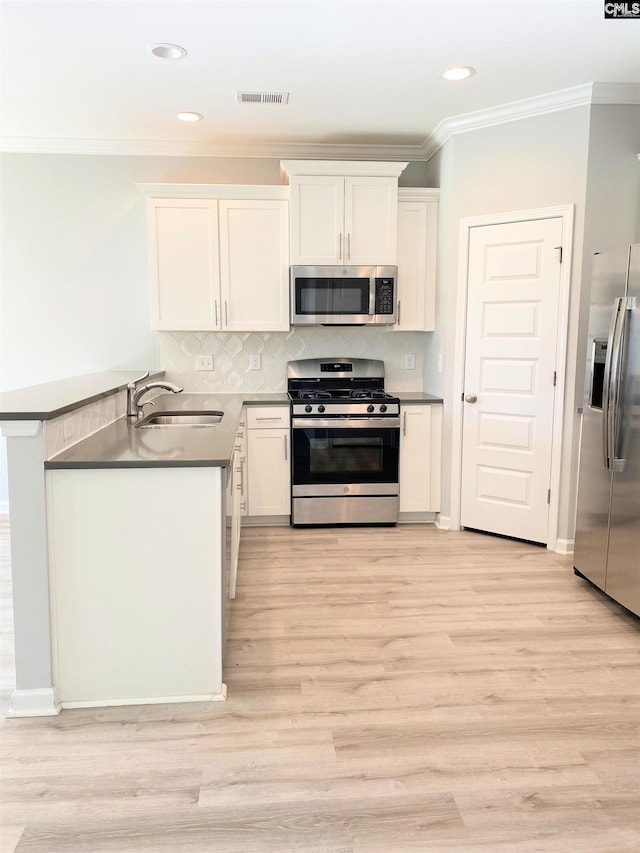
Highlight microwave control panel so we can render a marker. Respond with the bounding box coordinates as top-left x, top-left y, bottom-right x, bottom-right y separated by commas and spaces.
375, 278, 395, 315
